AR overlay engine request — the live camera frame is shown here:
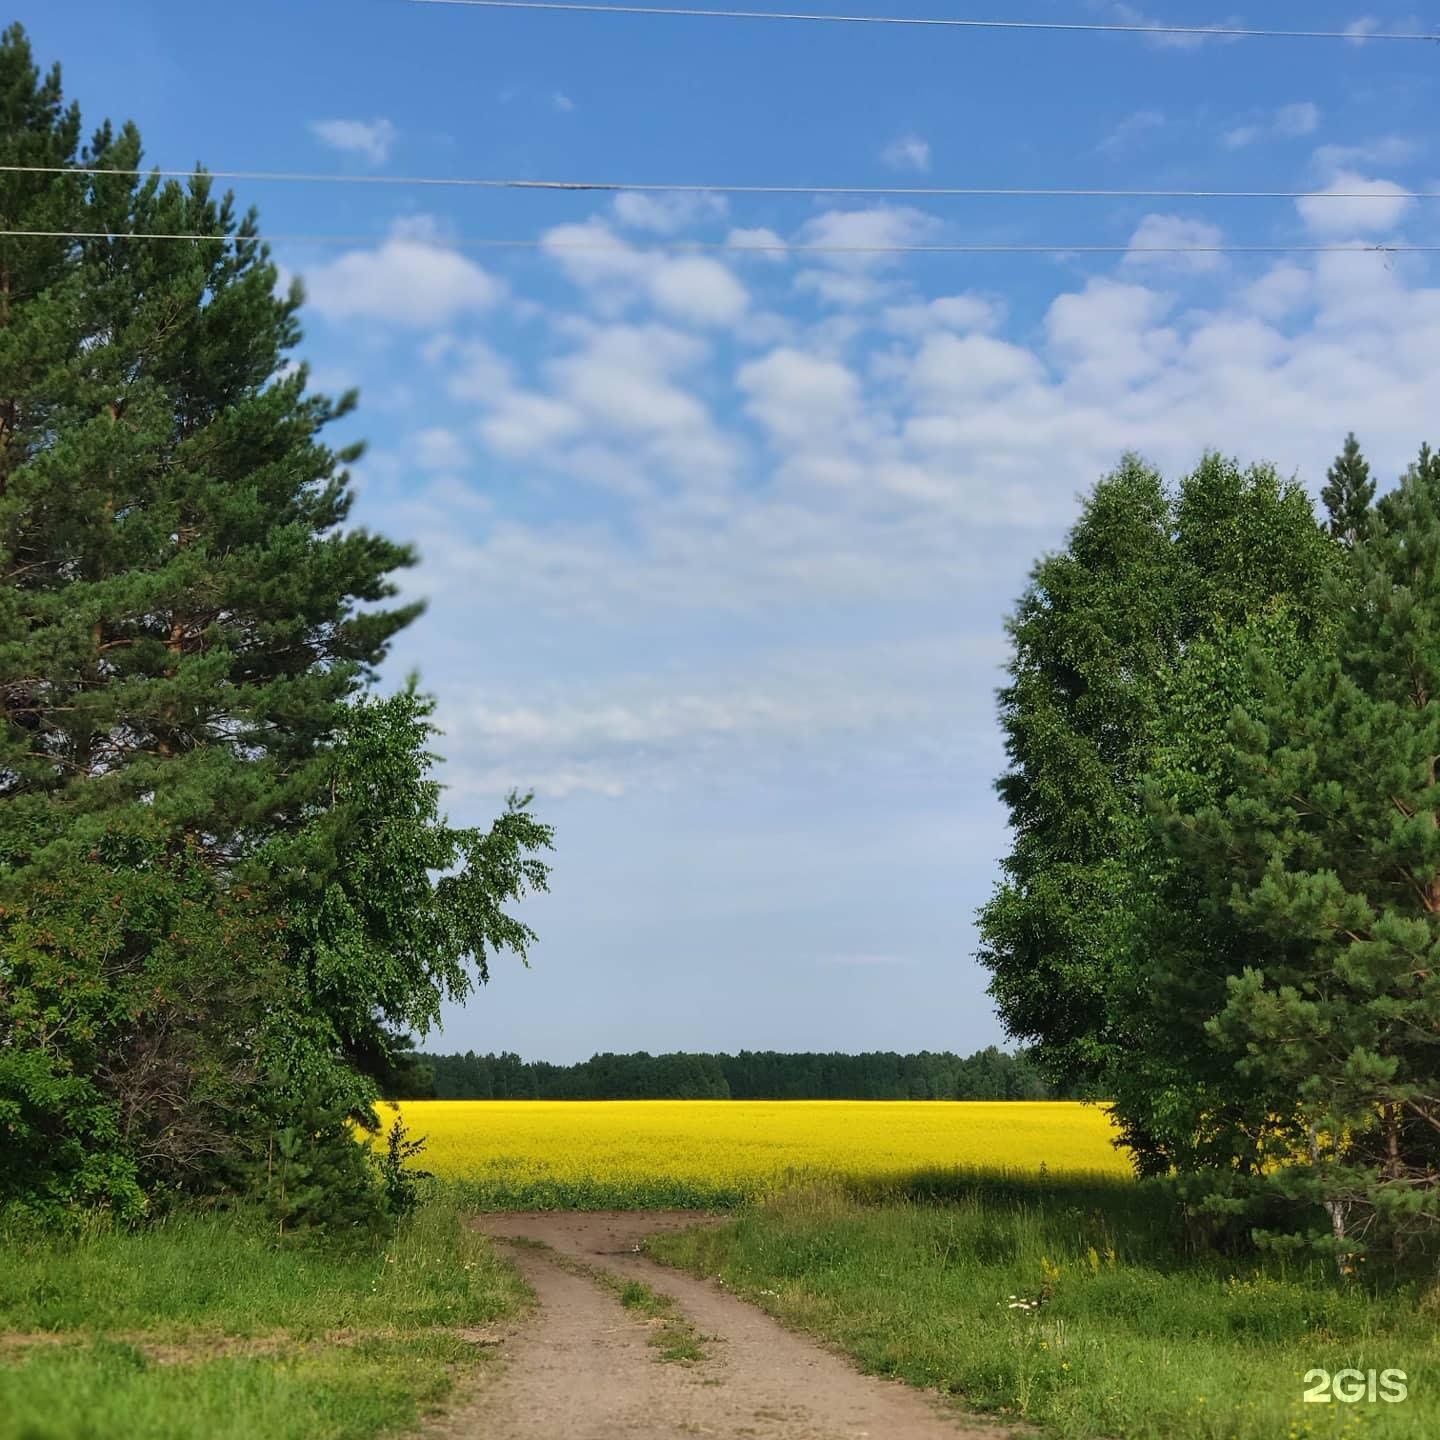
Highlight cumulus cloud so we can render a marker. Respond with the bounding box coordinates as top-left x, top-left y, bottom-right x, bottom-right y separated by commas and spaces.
303, 218, 503, 327
726, 227, 788, 262
414, 427, 470, 472
460, 322, 737, 496
1296, 171, 1415, 236
541, 219, 748, 327
309, 117, 397, 165
881, 135, 931, 173
611, 191, 727, 234
351, 182, 1440, 813
1124, 213, 1228, 273
883, 293, 1005, 335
